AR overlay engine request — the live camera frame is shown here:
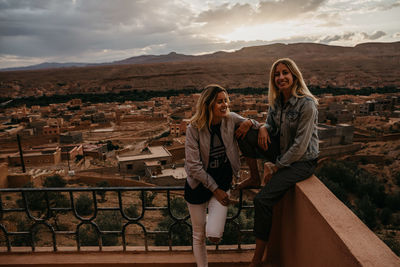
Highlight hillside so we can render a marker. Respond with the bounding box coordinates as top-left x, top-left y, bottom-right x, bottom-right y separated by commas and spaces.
0, 42, 399, 98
